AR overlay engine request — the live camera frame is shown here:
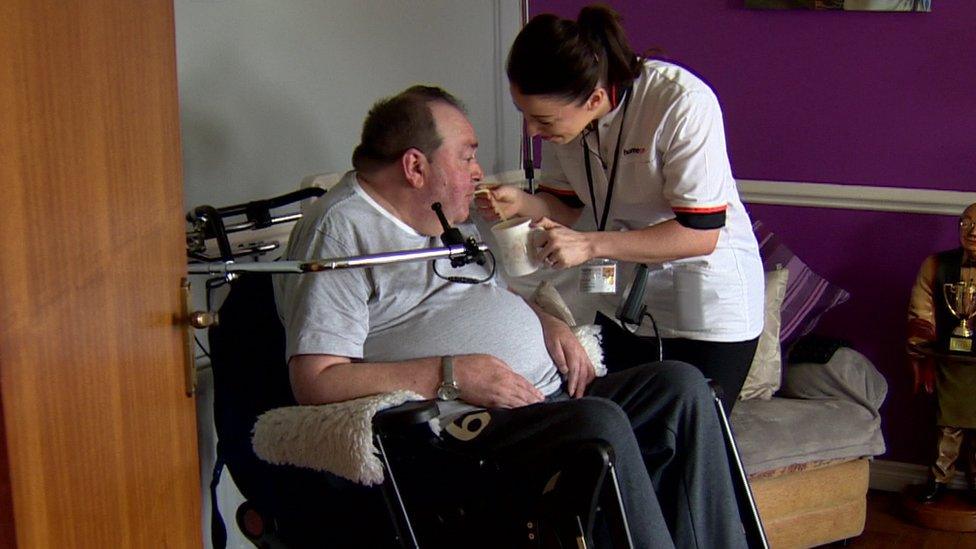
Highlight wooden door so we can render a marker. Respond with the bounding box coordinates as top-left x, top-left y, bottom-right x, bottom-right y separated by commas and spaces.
0, 1, 201, 547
